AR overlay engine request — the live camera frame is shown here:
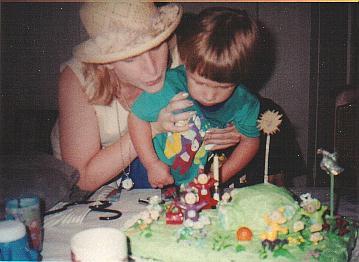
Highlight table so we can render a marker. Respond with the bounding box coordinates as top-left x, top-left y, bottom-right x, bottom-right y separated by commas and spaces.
42, 187, 358, 261
41, 188, 160, 261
